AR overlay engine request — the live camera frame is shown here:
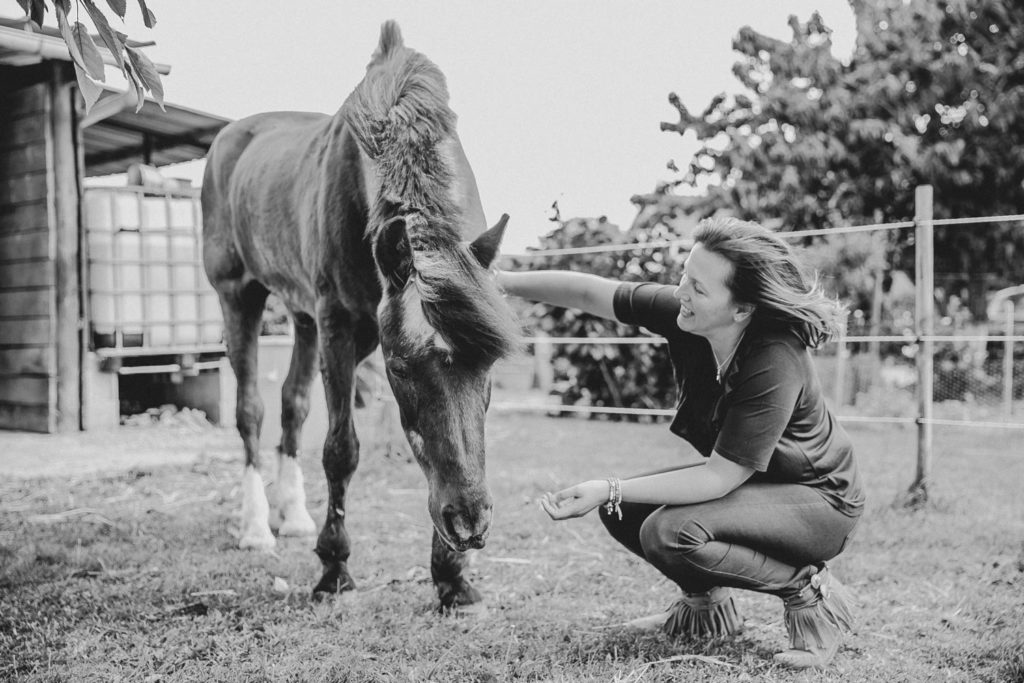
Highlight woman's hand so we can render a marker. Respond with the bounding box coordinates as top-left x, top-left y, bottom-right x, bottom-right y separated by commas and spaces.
540, 480, 608, 520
